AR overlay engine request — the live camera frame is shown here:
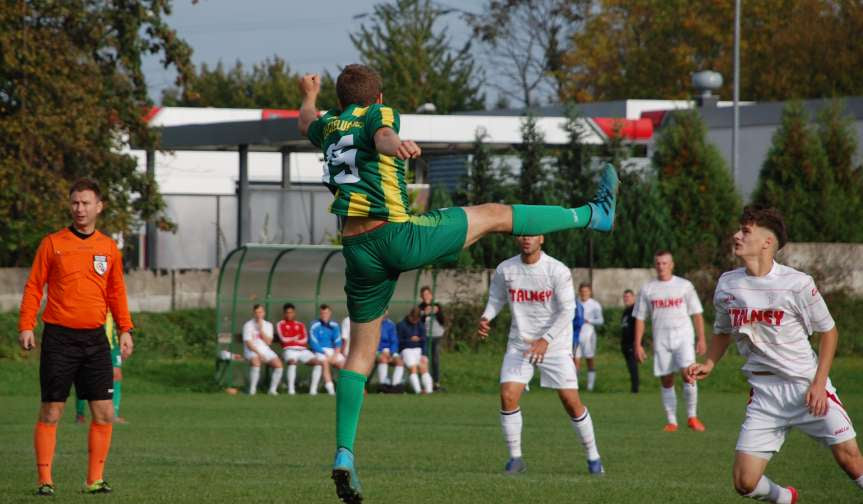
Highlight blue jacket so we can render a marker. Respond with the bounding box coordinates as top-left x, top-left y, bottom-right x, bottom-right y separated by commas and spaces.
396, 318, 426, 352
378, 318, 399, 354
572, 300, 585, 347
309, 319, 341, 353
